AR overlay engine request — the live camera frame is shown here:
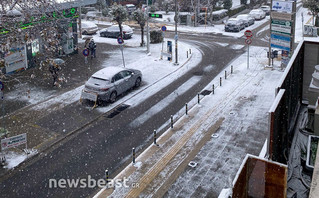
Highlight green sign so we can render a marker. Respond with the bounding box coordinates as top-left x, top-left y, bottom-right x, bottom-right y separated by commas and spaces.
149, 13, 163, 18
0, 8, 78, 35
271, 19, 291, 27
